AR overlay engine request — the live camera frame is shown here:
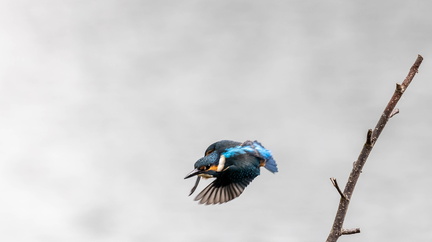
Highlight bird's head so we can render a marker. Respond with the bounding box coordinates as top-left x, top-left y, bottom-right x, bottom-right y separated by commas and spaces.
184, 140, 241, 179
